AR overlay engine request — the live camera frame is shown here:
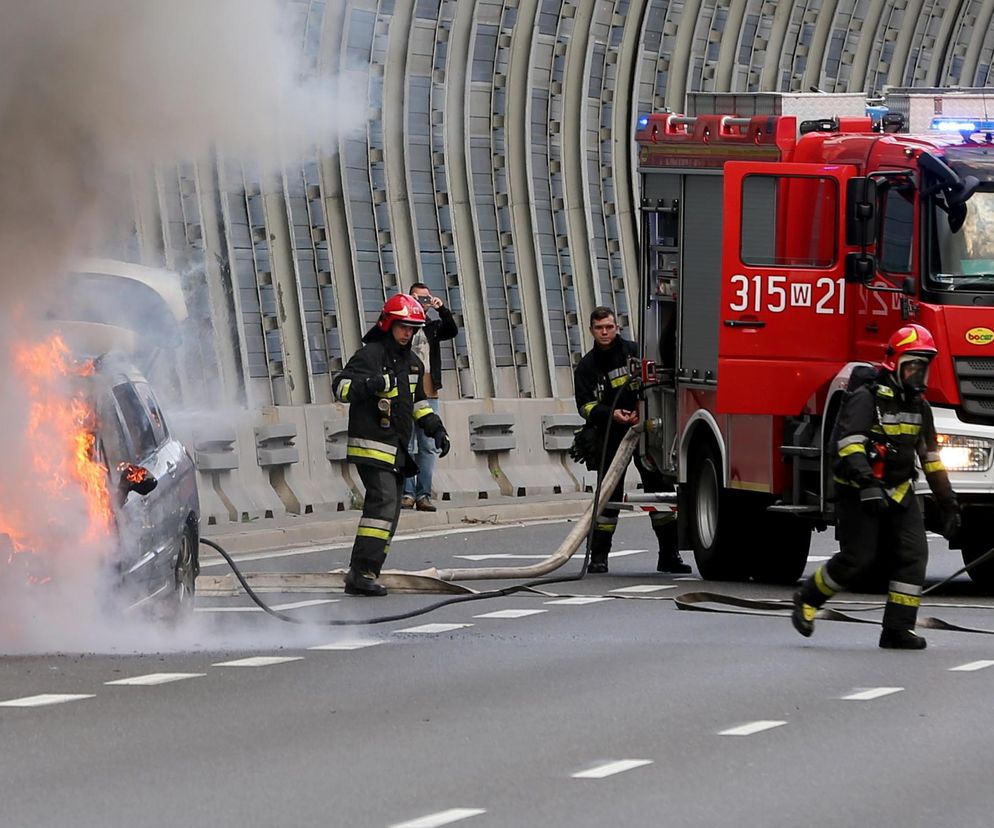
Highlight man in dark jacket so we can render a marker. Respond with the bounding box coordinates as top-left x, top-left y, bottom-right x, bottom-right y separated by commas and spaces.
402, 282, 459, 512
792, 324, 960, 649
574, 306, 690, 575
332, 294, 450, 595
